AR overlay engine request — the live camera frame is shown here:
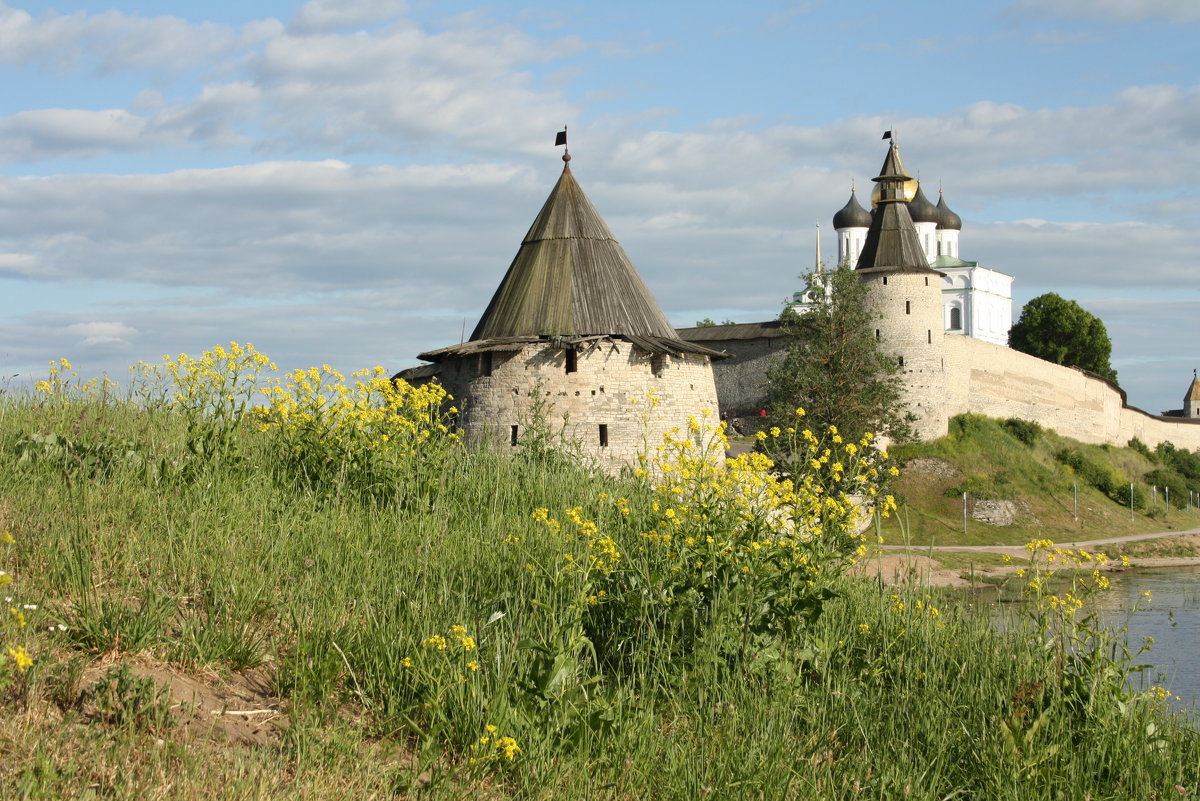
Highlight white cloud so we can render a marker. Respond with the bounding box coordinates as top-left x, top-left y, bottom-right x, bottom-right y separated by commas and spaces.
66, 321, 137, 347
0, 1, 280, 73
247, 22, 584, 156
1015, 0, 1200, 23
290, 0, 405, 34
